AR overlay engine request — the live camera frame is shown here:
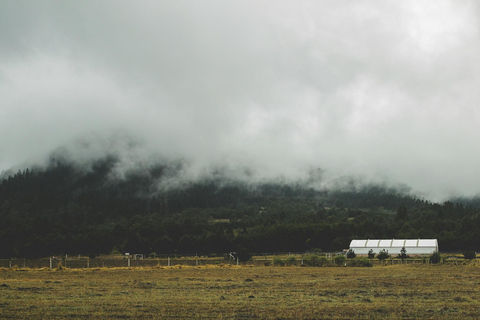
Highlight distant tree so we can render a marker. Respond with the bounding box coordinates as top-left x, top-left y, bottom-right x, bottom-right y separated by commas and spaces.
334, 255, 346, 266
367, 249, 375, 259
395, 206, 408, 221
377, 249, 390, 262
236, 245, 252, 263
346, 249, 356, 259
463, 251, 476, 260
398, 247, 409, 261
430, 251, 442, 264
